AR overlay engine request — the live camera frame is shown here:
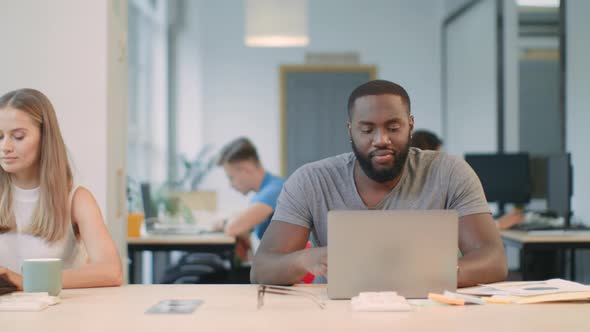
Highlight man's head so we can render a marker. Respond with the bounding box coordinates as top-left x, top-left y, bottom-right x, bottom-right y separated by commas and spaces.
410, 130, 442, 151
347, 80, 414, 183
217, 137, 263, 194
